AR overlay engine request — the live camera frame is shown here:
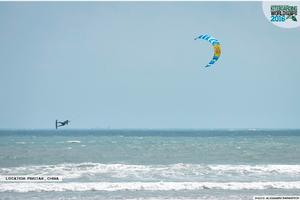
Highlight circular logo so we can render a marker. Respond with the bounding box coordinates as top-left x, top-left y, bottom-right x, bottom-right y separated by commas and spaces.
262, 1, 300, 28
